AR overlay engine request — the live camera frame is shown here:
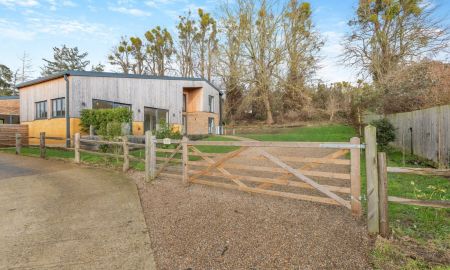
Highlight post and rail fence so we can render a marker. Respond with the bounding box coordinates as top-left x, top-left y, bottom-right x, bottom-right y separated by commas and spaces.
6, 125, 448, 238
364, 125, 450, 238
